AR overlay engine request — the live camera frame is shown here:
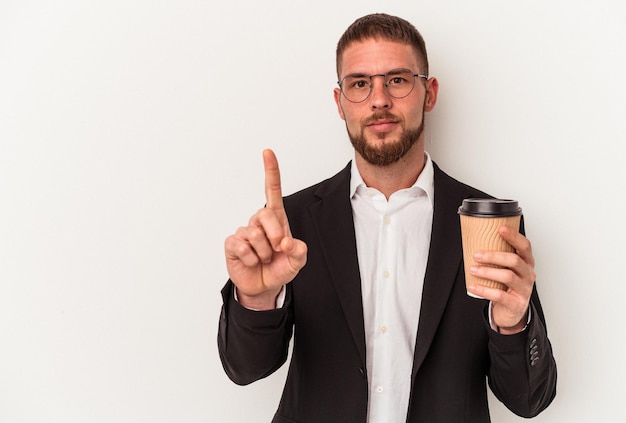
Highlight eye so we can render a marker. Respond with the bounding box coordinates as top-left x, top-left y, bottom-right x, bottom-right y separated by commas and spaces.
345, 77, 370, 90
387, 75, 410, 86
